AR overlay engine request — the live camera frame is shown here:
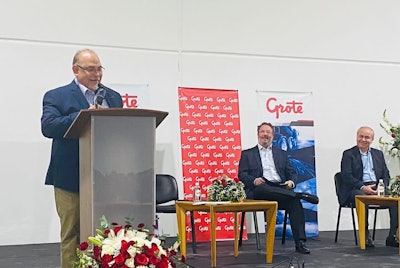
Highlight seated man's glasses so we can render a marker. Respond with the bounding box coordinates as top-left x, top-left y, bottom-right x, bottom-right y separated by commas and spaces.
76, 65, 105, 74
